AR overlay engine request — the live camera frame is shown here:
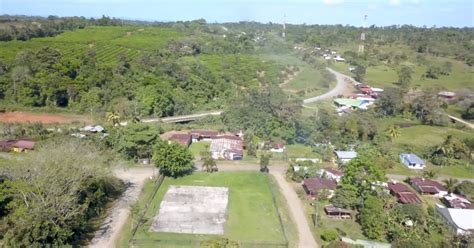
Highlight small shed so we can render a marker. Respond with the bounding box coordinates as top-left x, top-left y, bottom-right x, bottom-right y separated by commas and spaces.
324, 205, 352, 219
438, 91, 456, 99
